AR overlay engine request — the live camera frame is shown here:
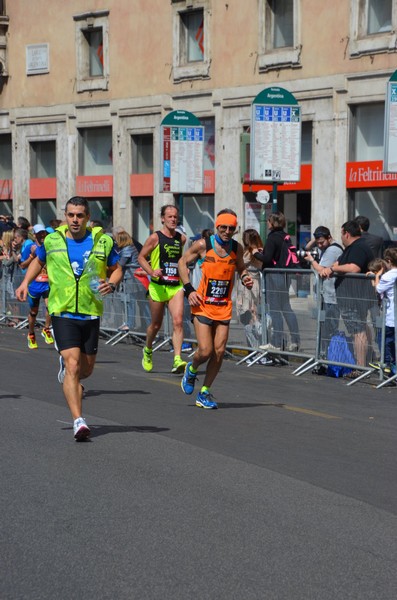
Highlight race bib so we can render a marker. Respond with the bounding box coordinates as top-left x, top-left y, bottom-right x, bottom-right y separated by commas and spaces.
161, 261, 179, 284
204, 279, 230, 305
